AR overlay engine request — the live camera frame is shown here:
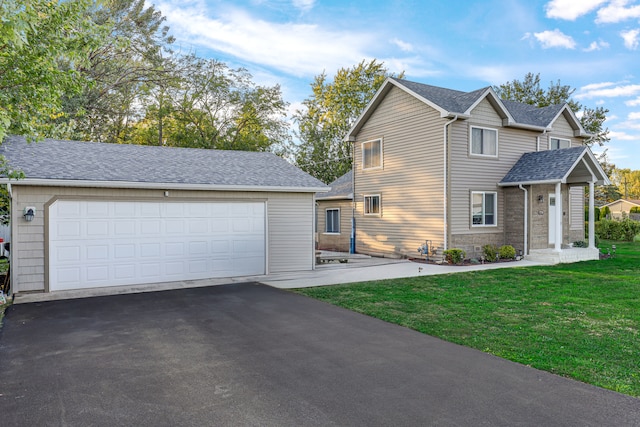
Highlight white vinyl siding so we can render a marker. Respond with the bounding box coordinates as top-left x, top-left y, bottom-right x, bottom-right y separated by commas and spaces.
471, 191, 497, 226
362, 139, 382, 169
470, 126, 498, 157
325, 208, 340, 233
550, 137, 571, 150
363, 195, 380, 215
